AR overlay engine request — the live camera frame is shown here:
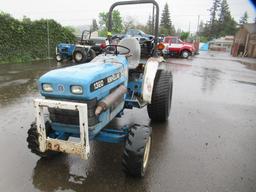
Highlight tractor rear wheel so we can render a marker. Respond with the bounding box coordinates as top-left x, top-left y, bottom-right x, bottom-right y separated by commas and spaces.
27, 121, 52, 157
122, 124, 152, 177
87, 49, 96, 61
73, 49, 87, 64
147, 69, 173, 122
